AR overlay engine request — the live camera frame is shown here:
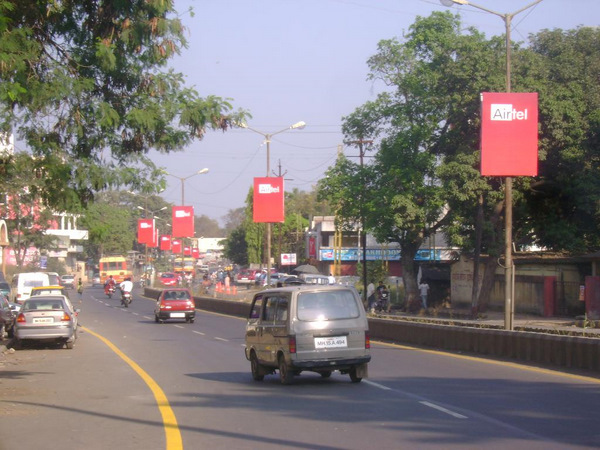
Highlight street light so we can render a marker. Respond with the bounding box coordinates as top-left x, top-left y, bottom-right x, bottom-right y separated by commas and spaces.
441, 0, 543, 330
164, 168, 209, 206
240, 121, 306, 285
